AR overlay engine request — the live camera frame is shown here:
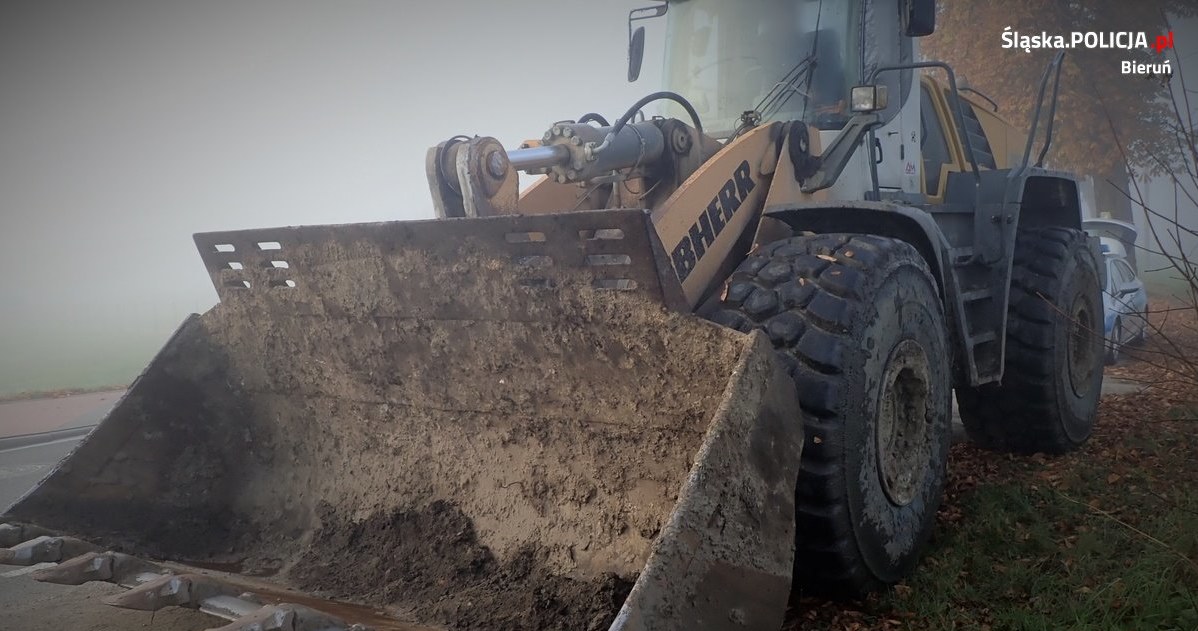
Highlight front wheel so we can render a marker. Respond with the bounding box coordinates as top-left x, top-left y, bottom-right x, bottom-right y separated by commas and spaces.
708, 234, 951, 597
